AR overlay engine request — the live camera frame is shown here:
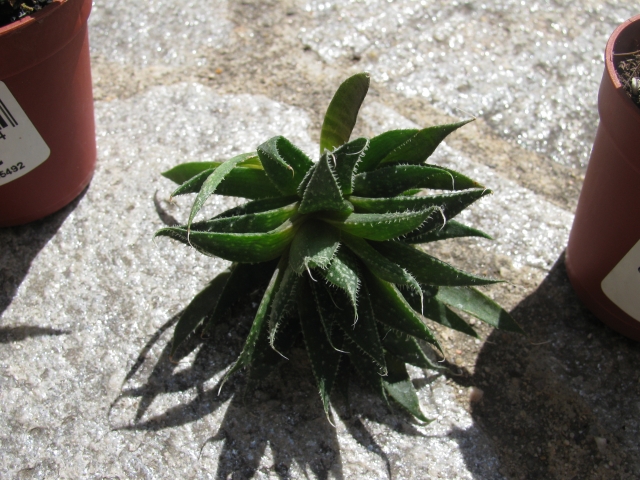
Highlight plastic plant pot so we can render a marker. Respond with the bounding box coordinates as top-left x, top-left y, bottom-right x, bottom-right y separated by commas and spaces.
0, 0, 95, 227
566, 14, 640, 341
